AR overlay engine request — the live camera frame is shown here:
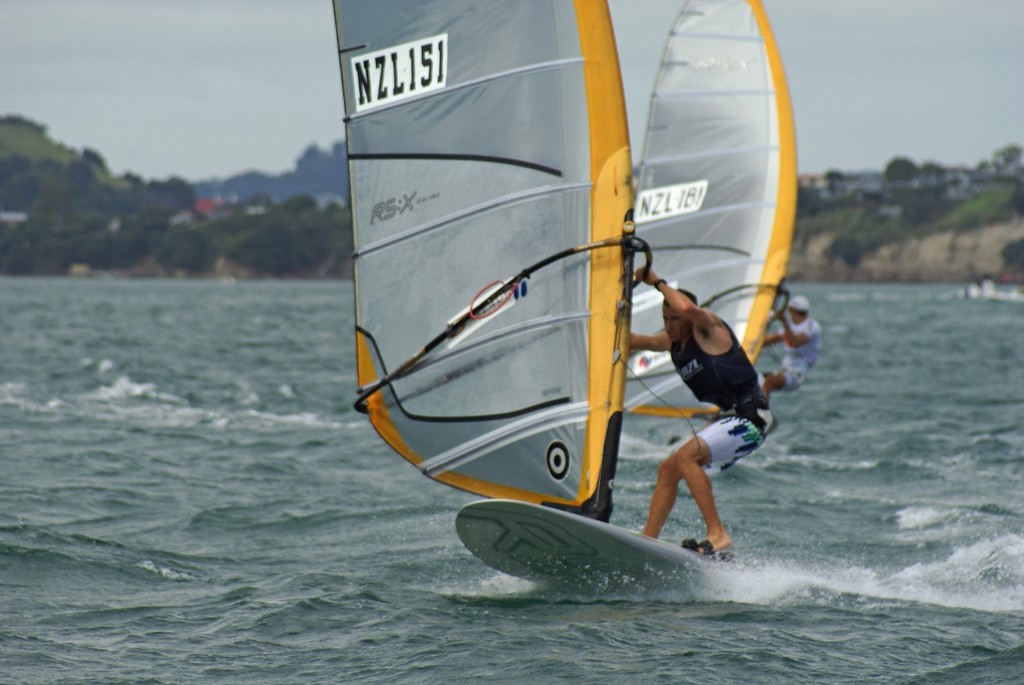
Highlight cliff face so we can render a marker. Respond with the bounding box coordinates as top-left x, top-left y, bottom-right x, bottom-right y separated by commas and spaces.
787, 220, 1024, 283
